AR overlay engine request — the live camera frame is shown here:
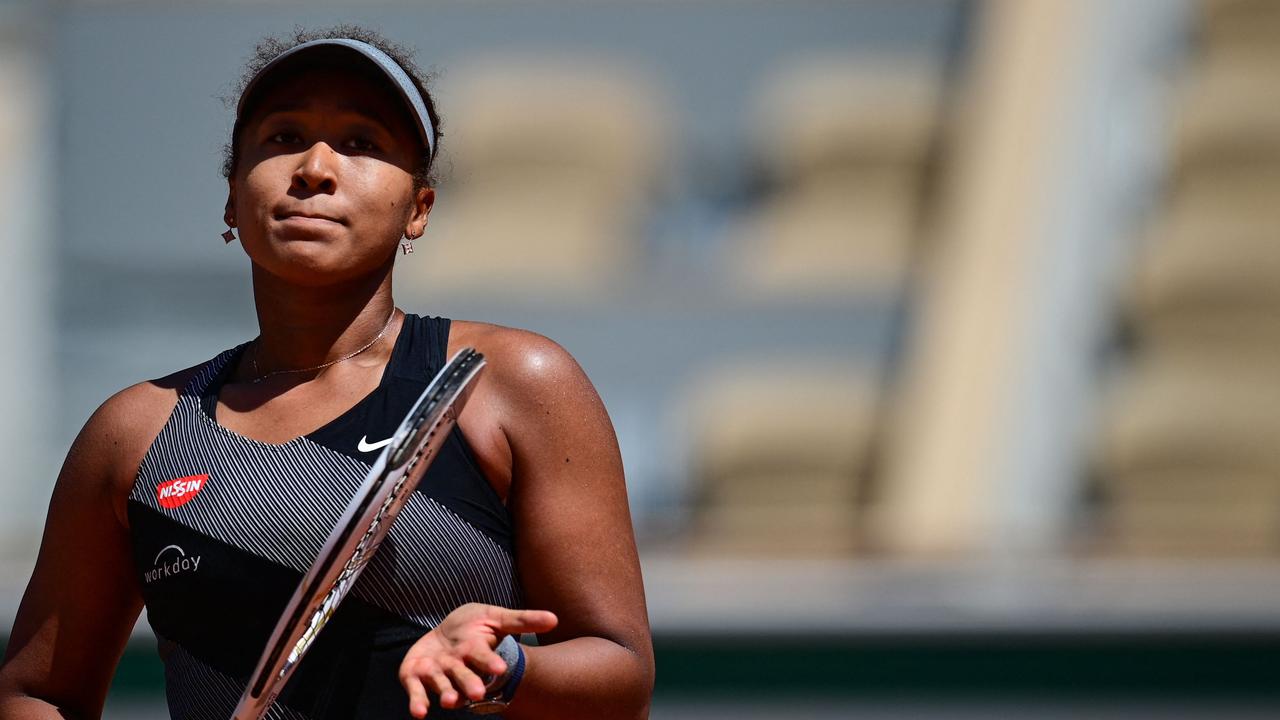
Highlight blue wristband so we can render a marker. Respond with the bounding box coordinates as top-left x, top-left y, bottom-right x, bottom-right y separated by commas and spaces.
493, 635, 526, 703
464, 635, 526, 714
